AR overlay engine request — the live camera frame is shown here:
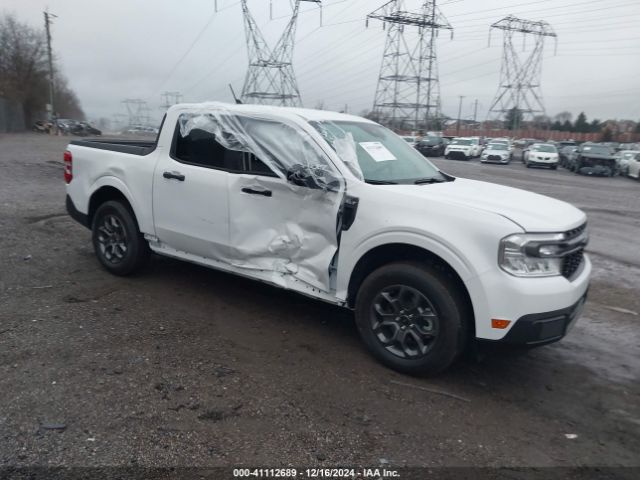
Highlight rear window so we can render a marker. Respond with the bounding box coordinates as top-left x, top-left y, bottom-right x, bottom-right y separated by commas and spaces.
172, 114, 275, 175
